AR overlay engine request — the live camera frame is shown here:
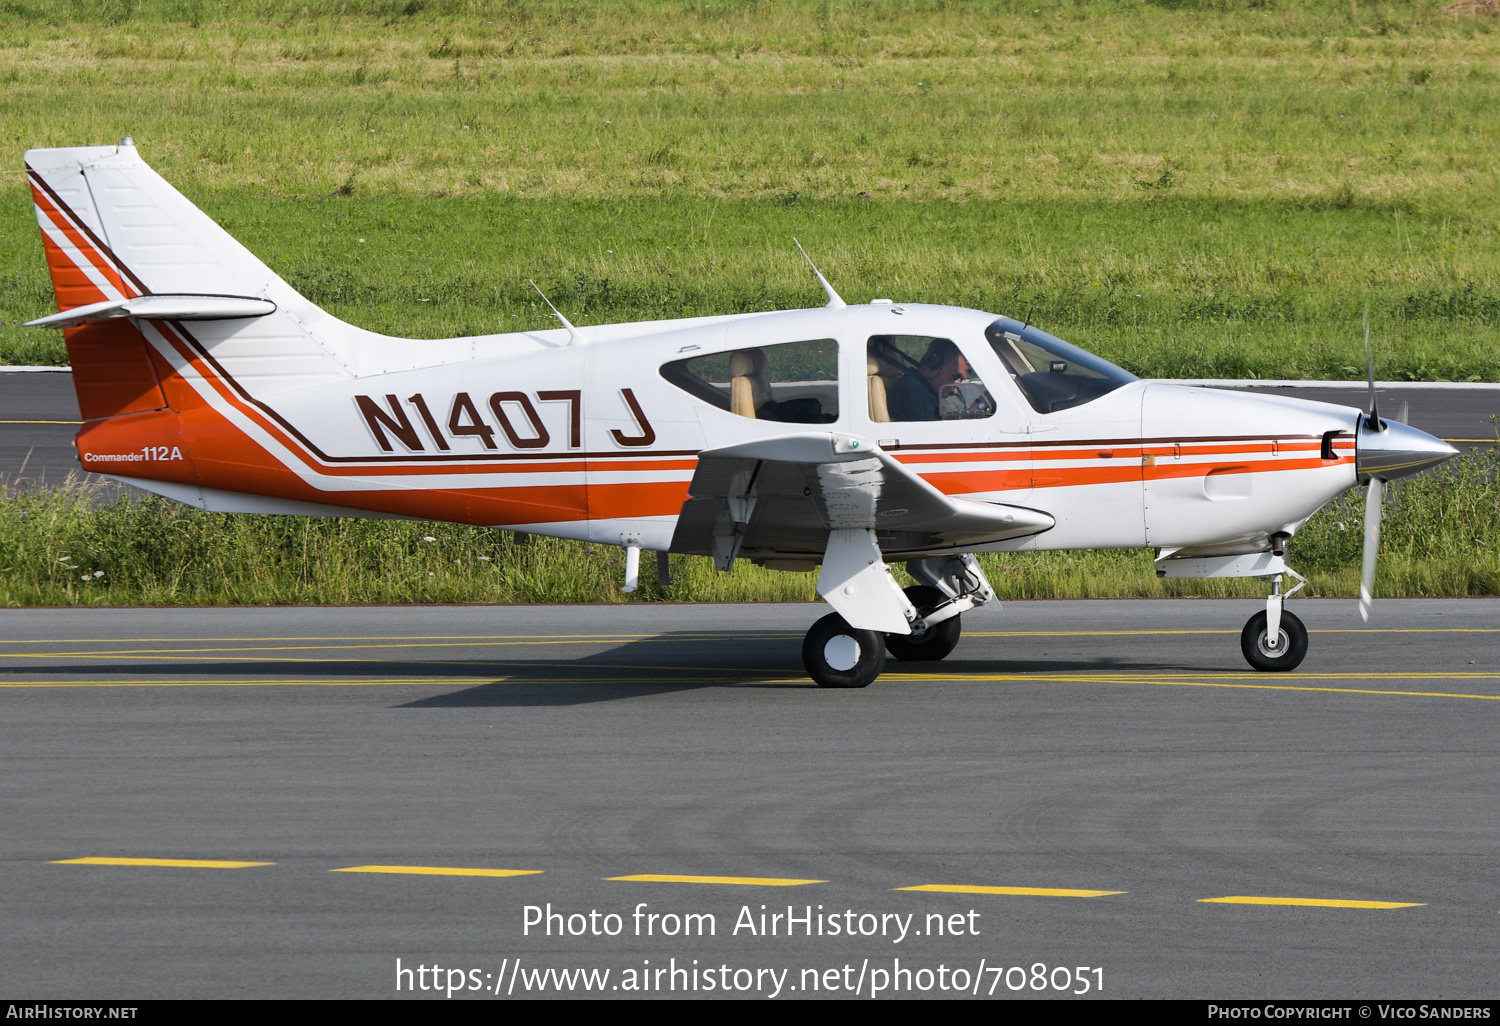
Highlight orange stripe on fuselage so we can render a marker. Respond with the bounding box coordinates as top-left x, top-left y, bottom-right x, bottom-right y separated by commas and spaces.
116, 312, 1350, 525
97, 326, 690, 525
588, 480, 692, 521
89, 388, 601, 526
151, 322, 697, 482
898, 441, 1353, 495
921, 469, 1033, 493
